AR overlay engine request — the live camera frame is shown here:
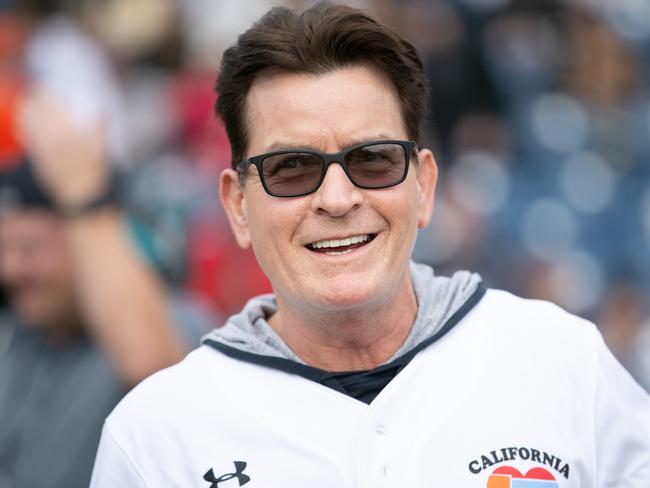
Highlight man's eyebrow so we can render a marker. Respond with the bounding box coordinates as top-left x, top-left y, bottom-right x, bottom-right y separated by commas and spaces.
264, 134, 396, 153
265, 141, 315, 152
